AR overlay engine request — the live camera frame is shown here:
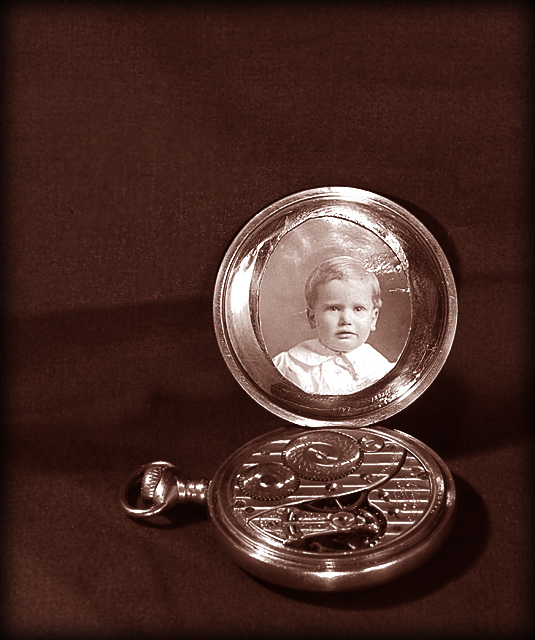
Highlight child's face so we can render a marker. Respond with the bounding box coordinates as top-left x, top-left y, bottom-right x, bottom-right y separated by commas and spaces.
307, 277, 379, 353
